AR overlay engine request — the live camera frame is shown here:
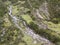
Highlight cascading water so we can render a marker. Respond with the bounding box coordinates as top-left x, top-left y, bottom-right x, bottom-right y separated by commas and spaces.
8, 5, 55, 45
